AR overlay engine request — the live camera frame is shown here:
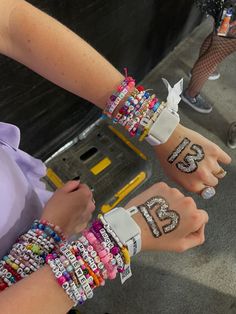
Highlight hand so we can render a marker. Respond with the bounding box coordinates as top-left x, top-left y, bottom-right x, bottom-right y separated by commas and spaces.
154, 124, 231, 196
125, 182, 208, 252
41, 181, 95, 237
